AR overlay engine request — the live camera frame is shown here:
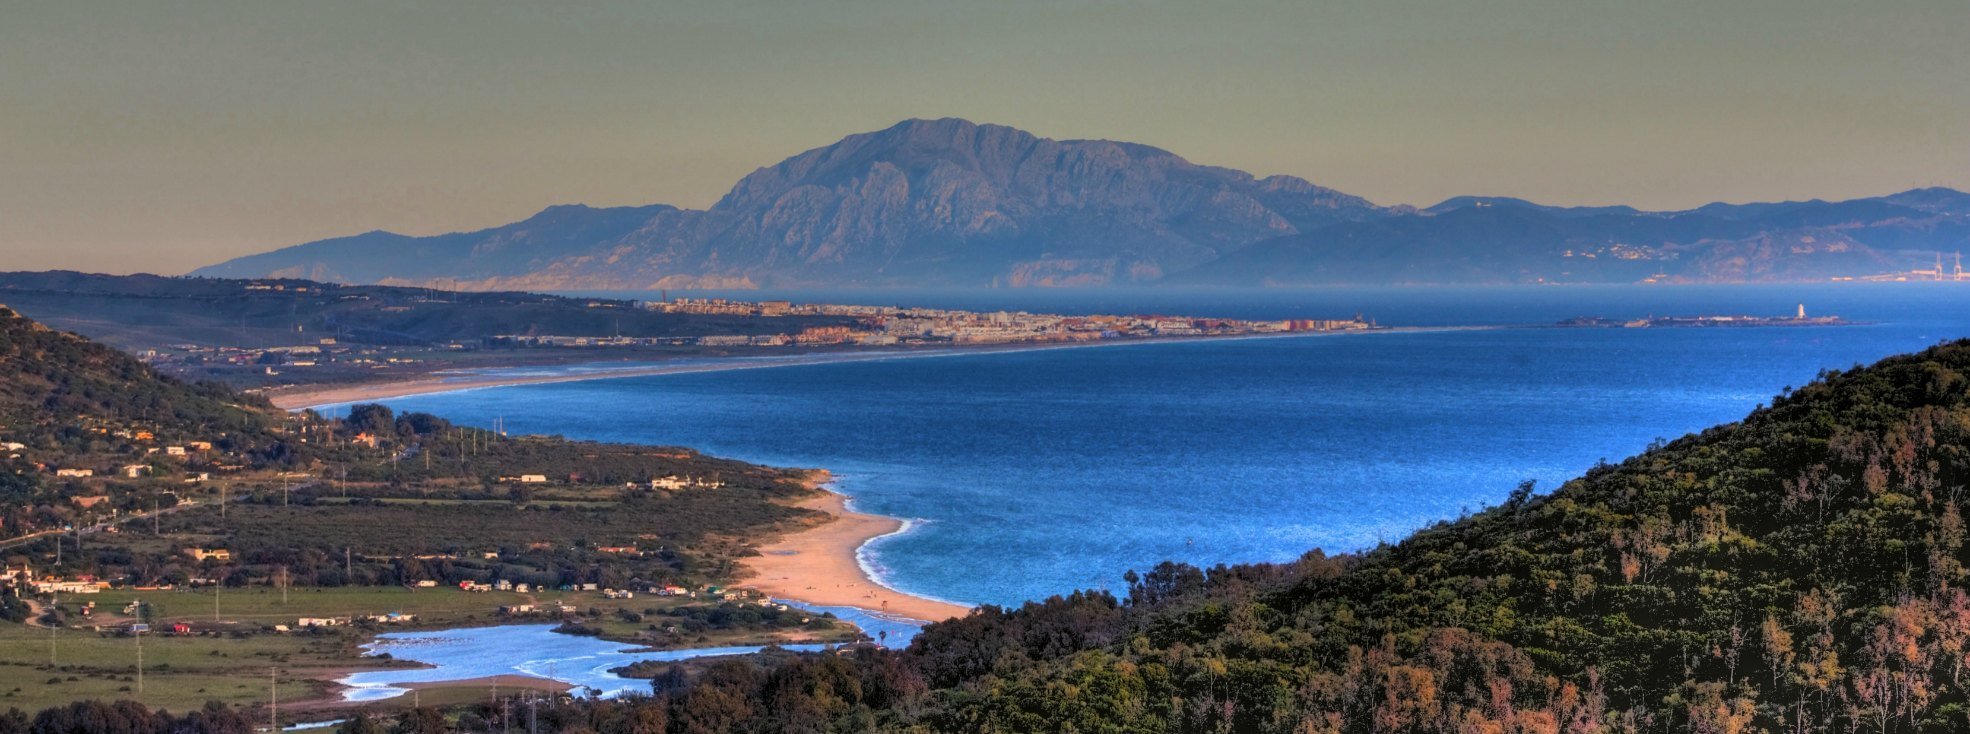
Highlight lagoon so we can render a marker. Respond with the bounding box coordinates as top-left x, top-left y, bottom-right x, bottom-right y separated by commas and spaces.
339, 624, 829, 702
